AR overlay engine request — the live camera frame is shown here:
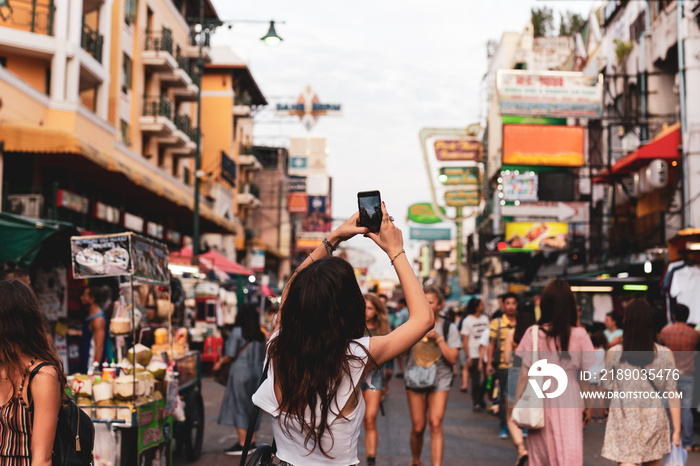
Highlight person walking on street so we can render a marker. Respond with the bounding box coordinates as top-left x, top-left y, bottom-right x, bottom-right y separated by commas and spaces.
504, 299, 536, 466
215, 304, 266, 455
657, 303, 698, 452
514, 279, 595, 466
604, 311, 623, 348
602, 298, 682, 464
78, 286, 109, 374
361, 293, 390, 466
405, 286, 461, 466
486, 292, 517, 439
461, 298, 489, 411
0, 279, 65, 466
252, 204, 434, 466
